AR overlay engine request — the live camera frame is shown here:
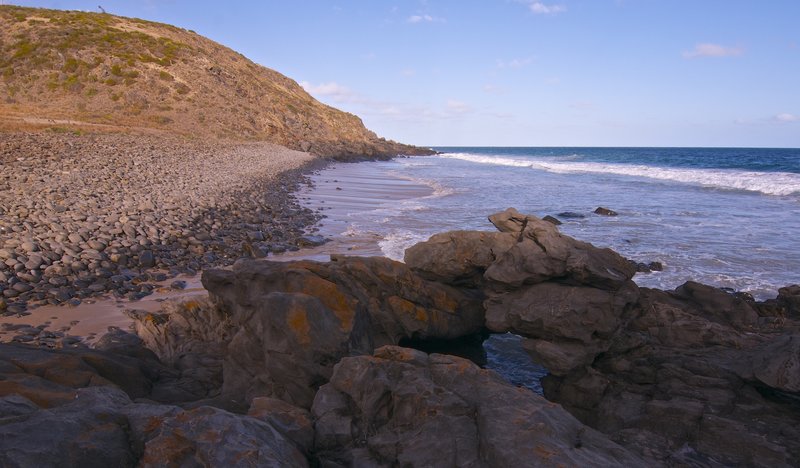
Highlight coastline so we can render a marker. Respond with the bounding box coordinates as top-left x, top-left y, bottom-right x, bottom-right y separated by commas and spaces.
0, 131, 329, 344
1, 140, 437, 346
